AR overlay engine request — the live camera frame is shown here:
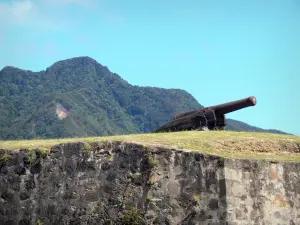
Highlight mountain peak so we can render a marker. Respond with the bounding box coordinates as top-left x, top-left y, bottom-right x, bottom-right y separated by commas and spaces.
49, 56, 101, 68
43, 56, 111, 76
58, 56, 99, 64
1, 66, 24, 73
